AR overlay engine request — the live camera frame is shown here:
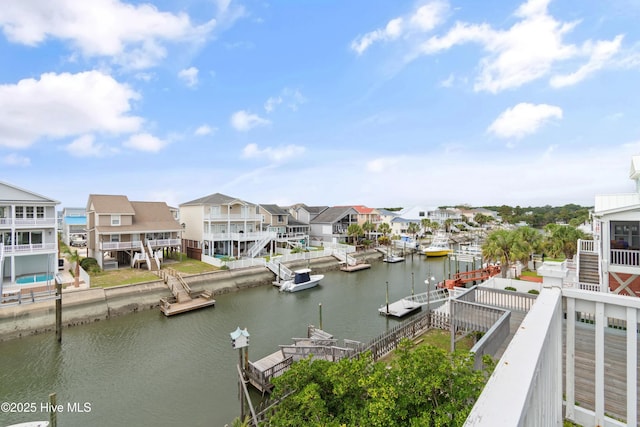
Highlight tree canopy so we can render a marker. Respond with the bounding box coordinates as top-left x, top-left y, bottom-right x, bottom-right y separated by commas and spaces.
268, 341, 493, 427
